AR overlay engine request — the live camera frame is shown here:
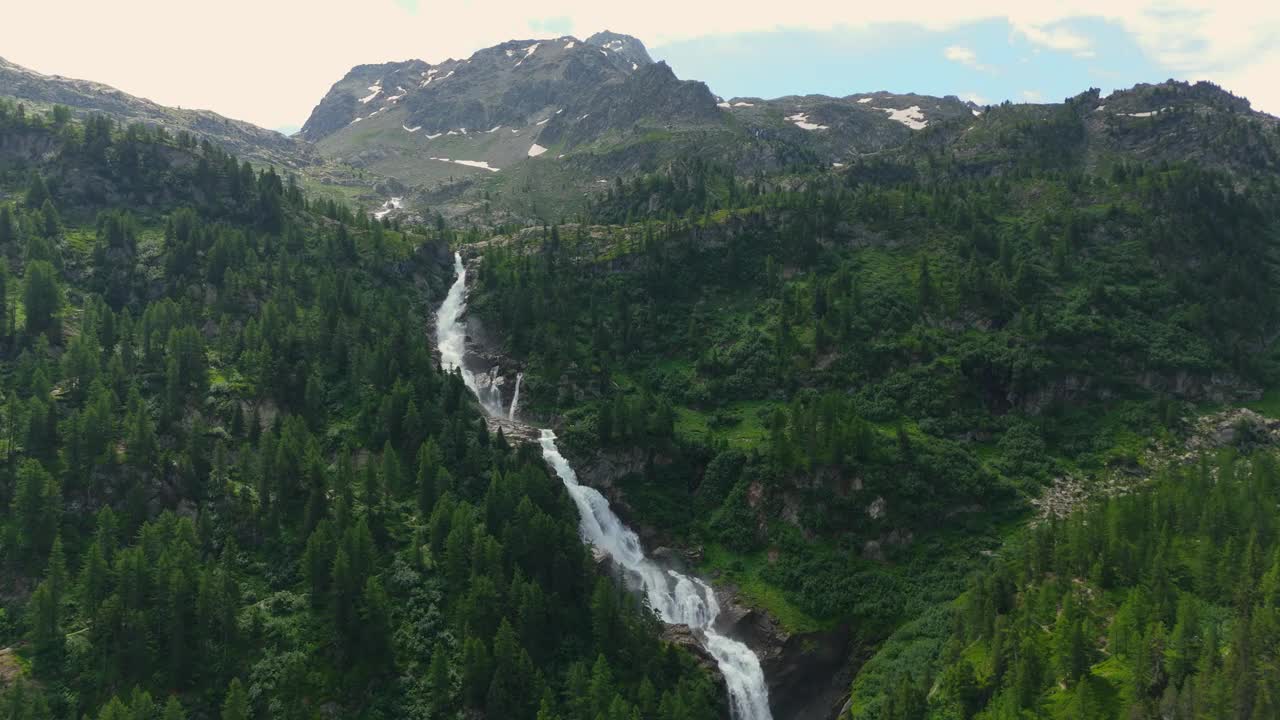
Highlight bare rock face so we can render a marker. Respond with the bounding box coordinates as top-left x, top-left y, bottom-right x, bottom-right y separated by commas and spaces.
0, 646, 21, 689
663, 624, 721, 673
485, 415, 541, 444
585, 31, 655, 68
866, 496, 887, 520
714, 588, 857, 720
1188, 407, 1280, 451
